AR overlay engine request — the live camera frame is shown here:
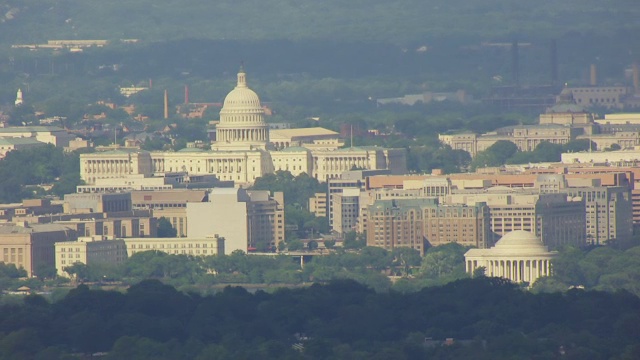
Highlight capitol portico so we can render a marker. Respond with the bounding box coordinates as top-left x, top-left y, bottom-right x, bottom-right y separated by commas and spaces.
80, 68, 406, 186
464, 230, 557, 285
